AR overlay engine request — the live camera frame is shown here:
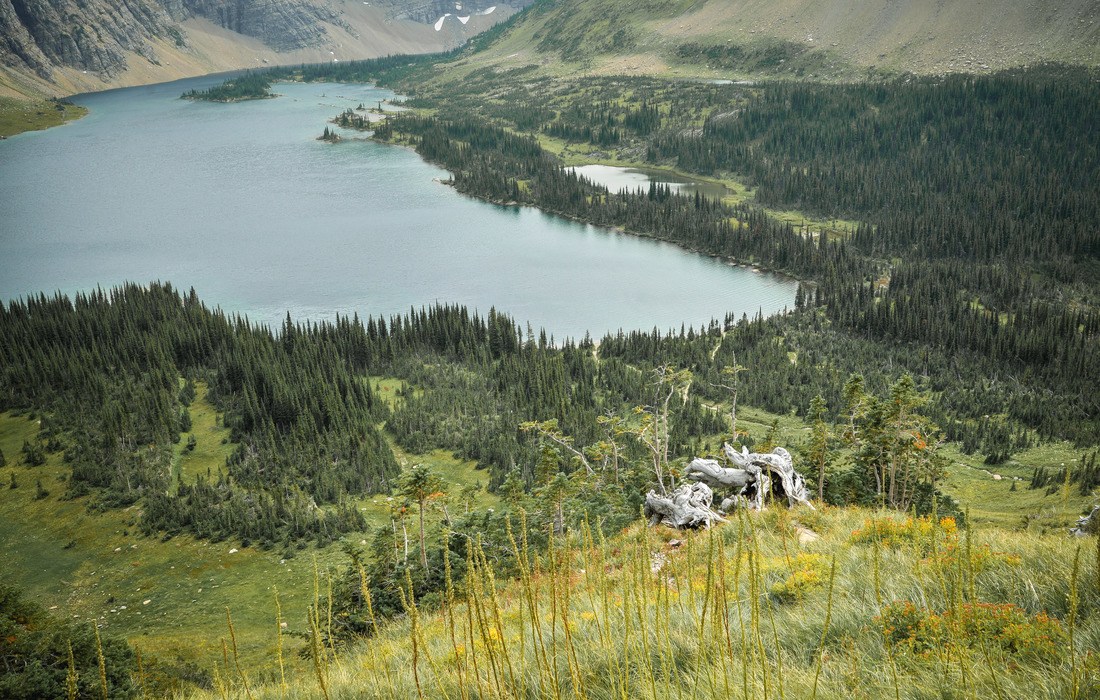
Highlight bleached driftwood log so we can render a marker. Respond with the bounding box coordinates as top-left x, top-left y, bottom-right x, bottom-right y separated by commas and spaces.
1071, 505, 1099, 536
684, 455, 765, 510
648, 443, 815, 529
731, 444, 814, 509
644, 482, 726, 529
684, 443, 814, 512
